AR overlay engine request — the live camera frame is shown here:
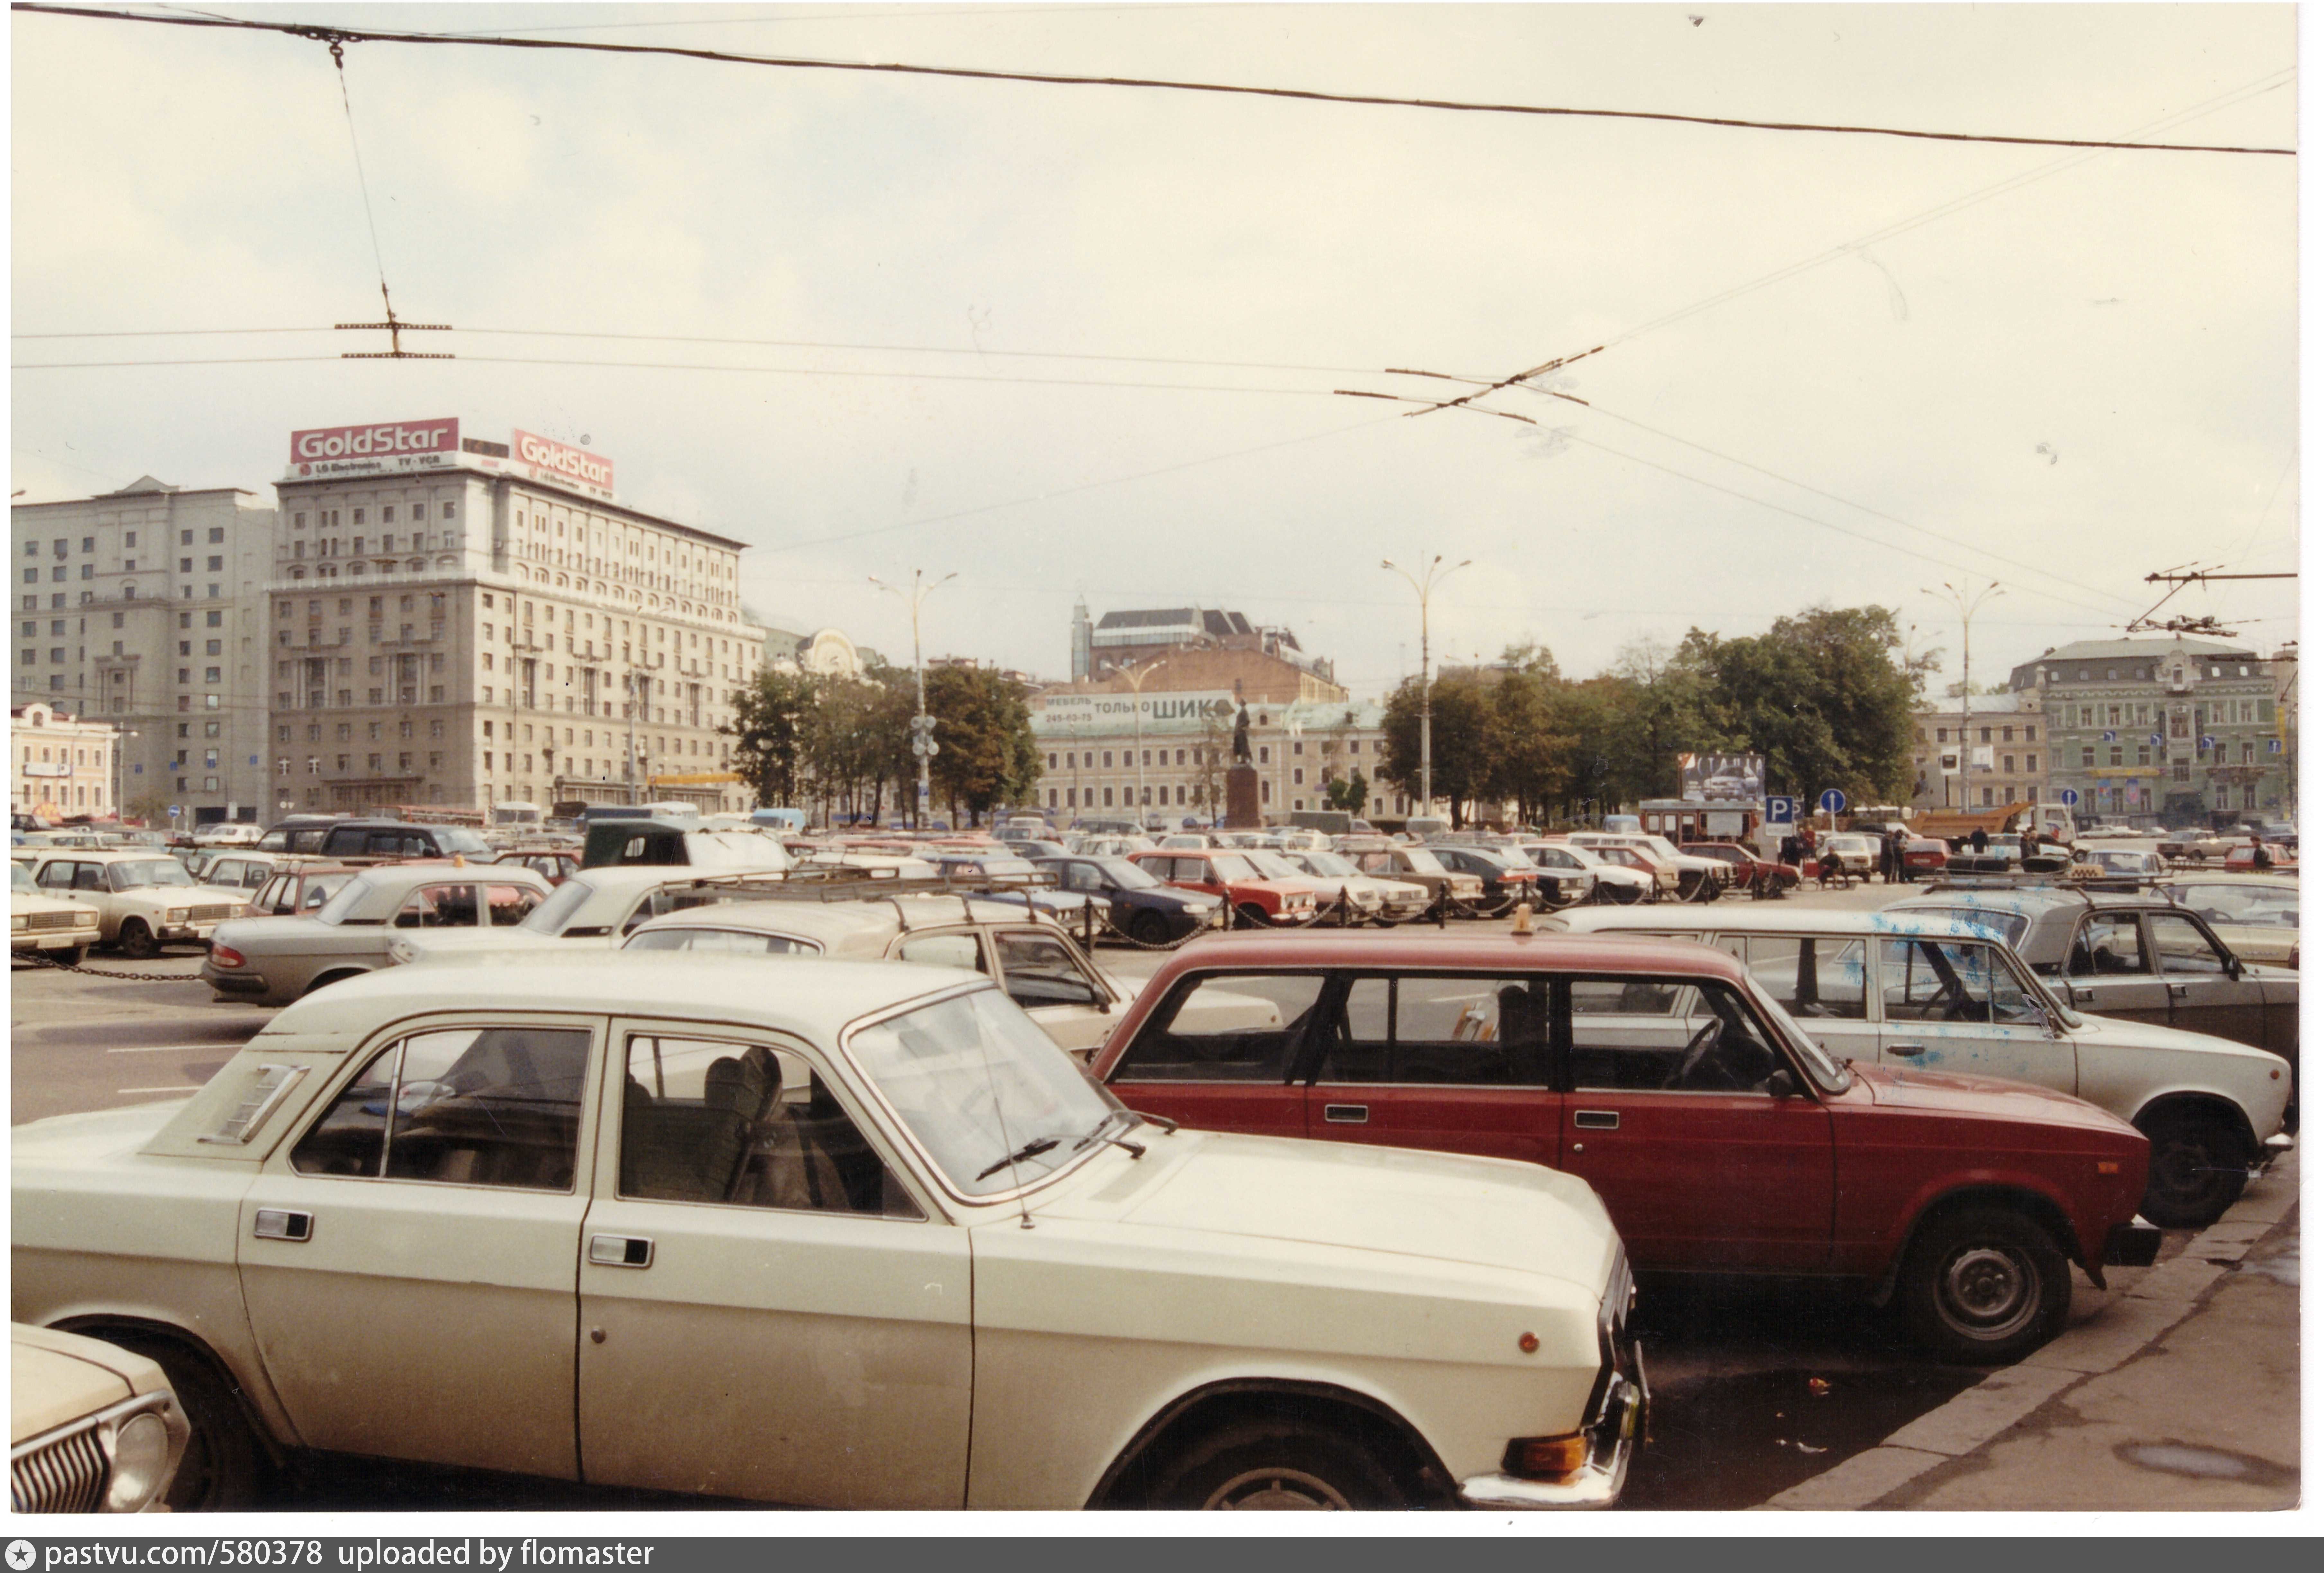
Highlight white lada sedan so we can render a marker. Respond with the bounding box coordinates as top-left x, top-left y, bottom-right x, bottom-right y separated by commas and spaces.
12, 954, 1643, 1513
